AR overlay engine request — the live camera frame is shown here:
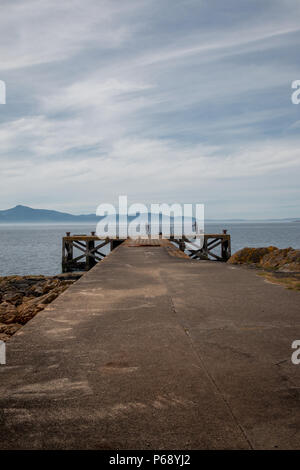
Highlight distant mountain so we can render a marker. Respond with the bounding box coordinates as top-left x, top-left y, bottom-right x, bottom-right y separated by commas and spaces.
0, 205, 192, 224
0, 205, 100, 223
0, 205, 298, 224
0, 205, 170, 224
